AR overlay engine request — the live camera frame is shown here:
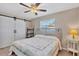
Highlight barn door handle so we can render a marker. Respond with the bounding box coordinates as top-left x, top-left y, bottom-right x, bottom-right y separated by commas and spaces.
14, 30, 16, 33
